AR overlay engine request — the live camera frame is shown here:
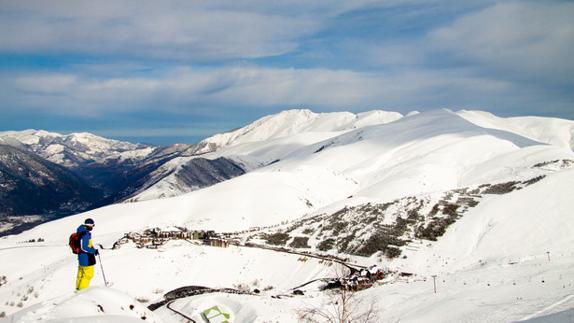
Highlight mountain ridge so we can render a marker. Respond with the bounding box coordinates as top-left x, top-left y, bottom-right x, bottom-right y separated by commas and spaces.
2, 108, 574, 322
1, 108, 573, 228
